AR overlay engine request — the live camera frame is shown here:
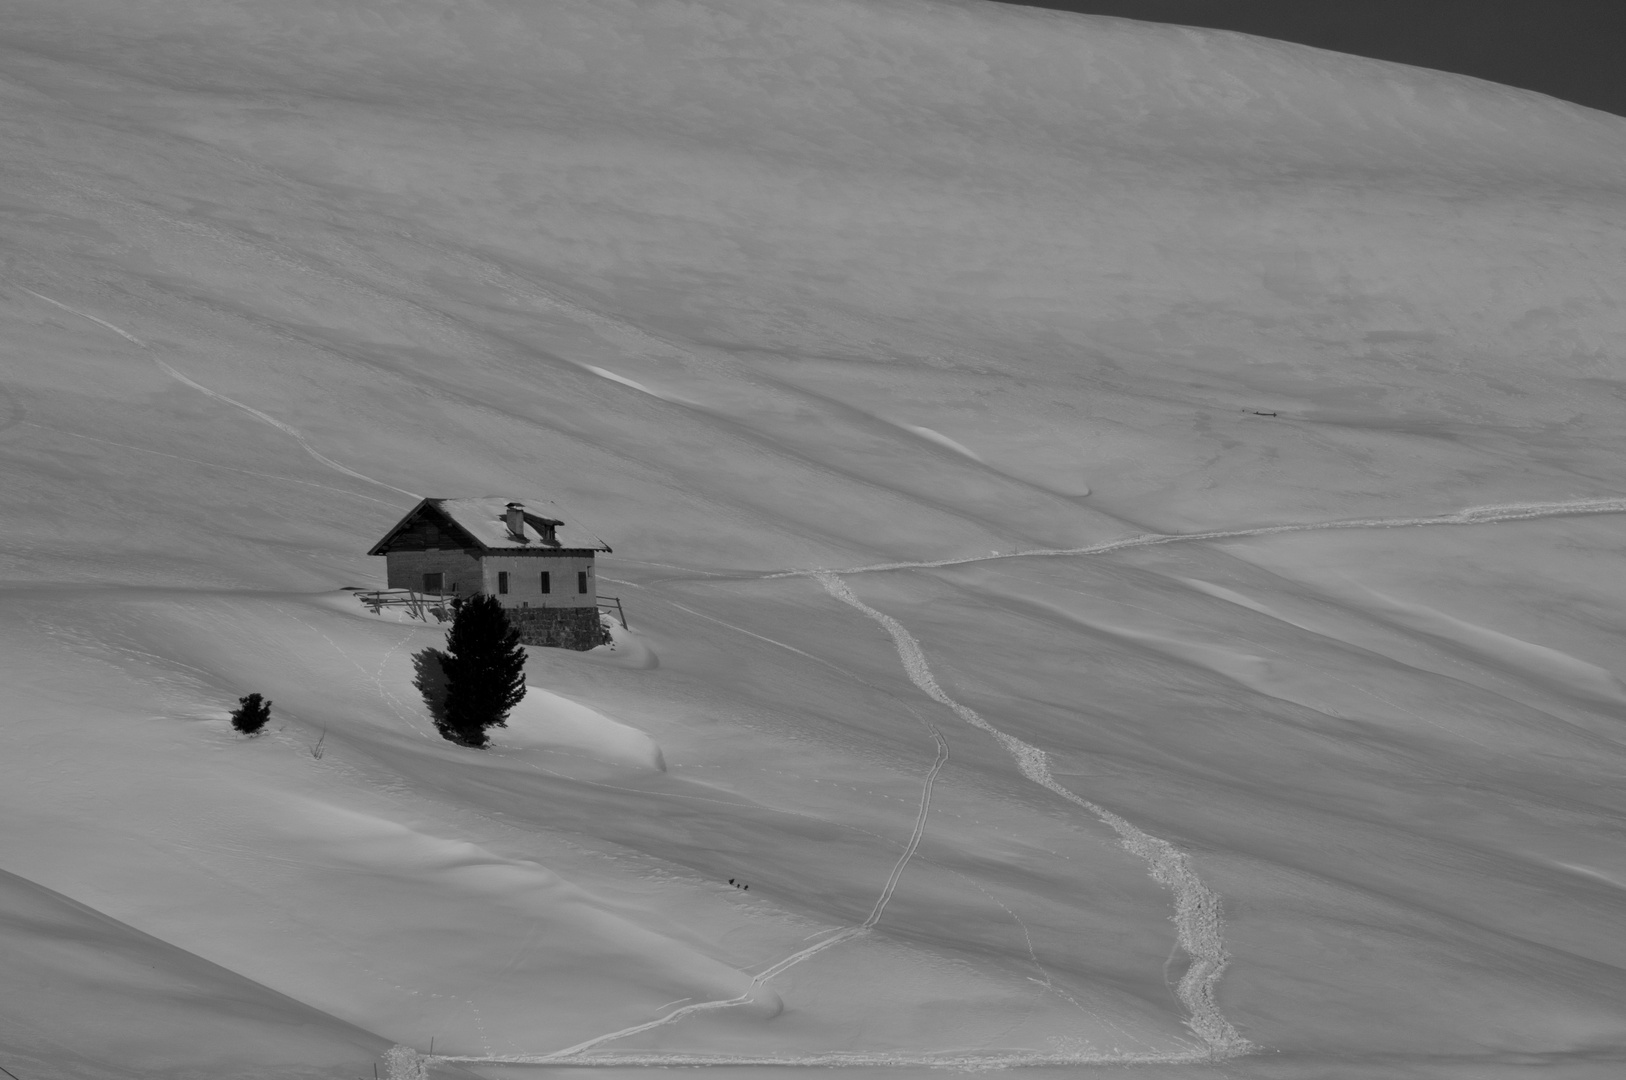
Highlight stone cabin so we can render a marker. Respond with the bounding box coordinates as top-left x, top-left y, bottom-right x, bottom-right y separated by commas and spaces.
368, 497, 612, 650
